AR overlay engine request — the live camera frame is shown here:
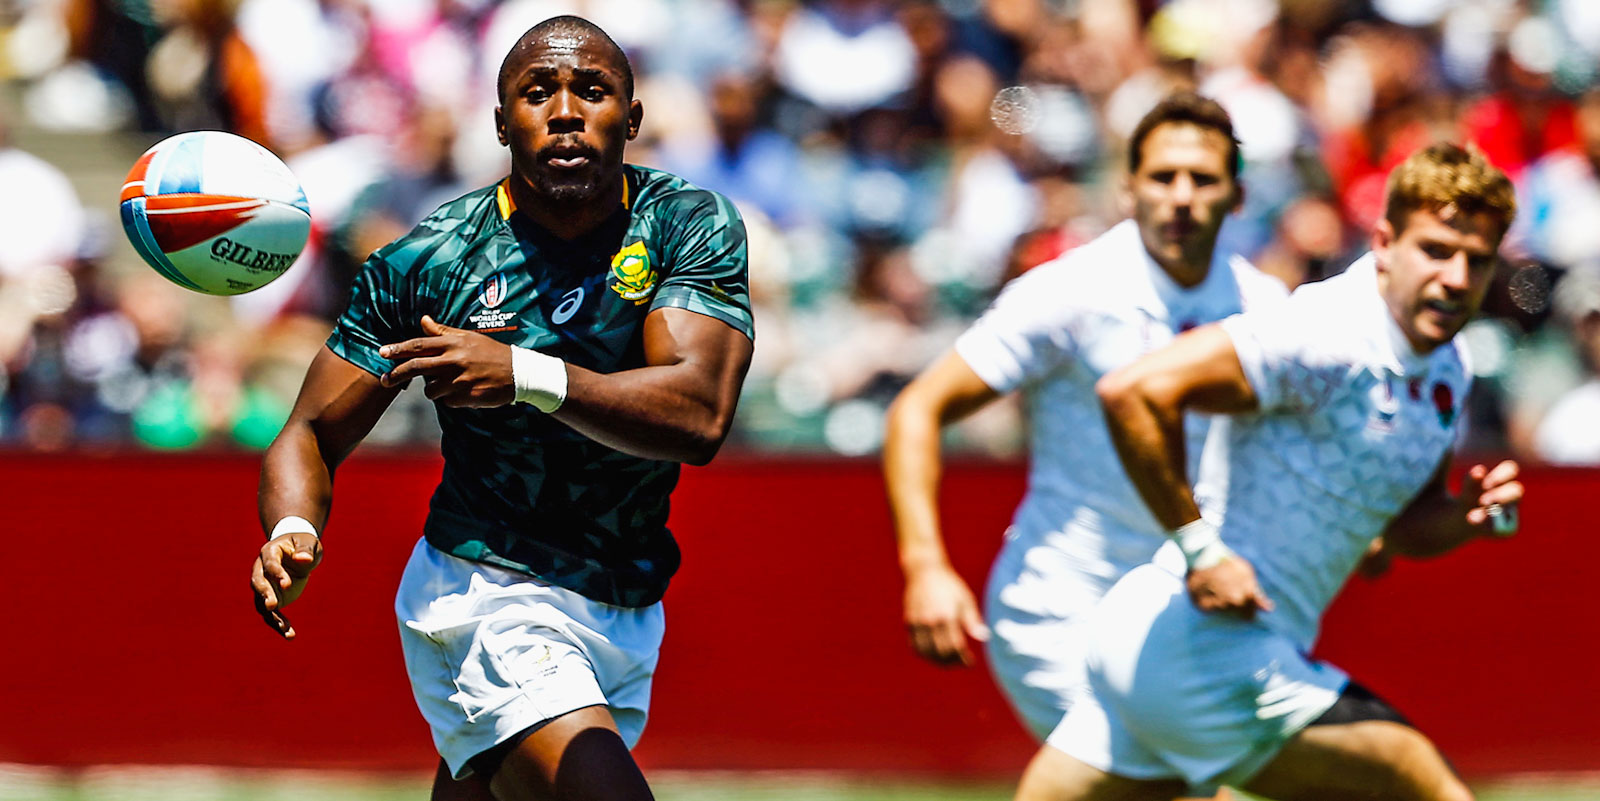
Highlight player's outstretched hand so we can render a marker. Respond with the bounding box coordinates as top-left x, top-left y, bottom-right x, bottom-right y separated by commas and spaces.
1186, 555, 1274, 620
1461, 460, 1522, 537
903, 563, 990, 667
251, 531, 323, 640
379, 315, 515, 407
